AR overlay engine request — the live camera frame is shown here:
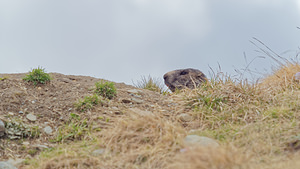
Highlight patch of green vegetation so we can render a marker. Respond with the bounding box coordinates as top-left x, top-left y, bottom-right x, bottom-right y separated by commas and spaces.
28, 148, 39, 156
263, 107, 294, 119
94, 80, 117, 99
0, 76, 8, 81
195, 93, 227, 111
24, 139, 100, 168
134, 75, 168, 94
5, 118, 40, 139
53, 113, 93, 143
23, 67, 51, 86
74, 94, 102, 112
